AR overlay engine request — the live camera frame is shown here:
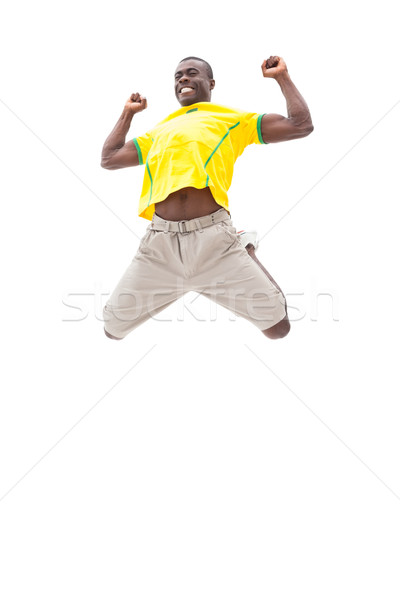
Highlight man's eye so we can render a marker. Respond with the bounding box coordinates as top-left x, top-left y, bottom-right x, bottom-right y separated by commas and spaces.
175, 71, 197, 80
